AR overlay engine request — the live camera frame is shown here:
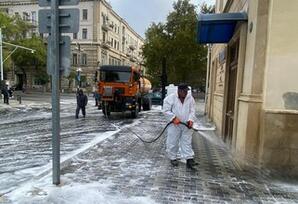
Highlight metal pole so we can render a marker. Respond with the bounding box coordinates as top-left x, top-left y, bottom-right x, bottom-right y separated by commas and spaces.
51, 0, 60, 185
0, 28, 3, 81
2, 41, 35, 53
204, 45, 211, 115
